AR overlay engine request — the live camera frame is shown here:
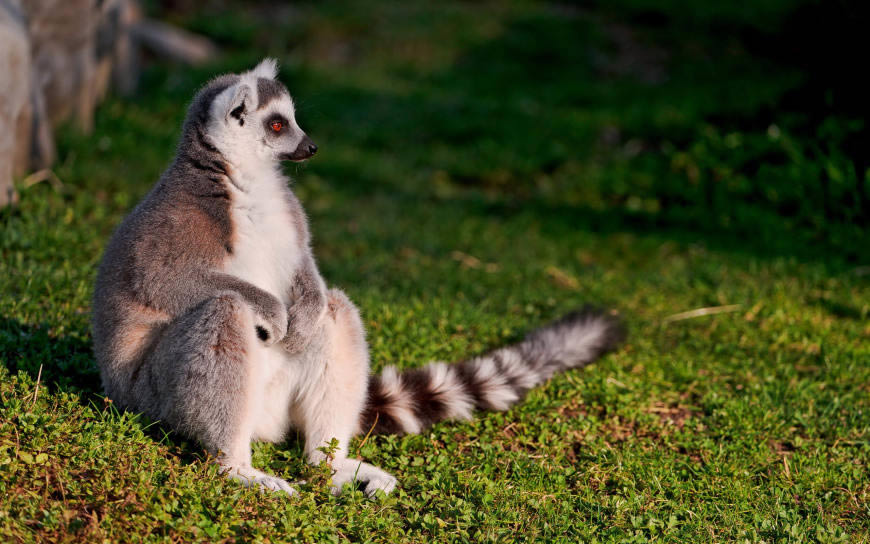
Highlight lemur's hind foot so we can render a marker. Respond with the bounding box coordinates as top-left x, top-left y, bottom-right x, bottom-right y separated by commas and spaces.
330, 459, 398, 498
222, 465, 297, 496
